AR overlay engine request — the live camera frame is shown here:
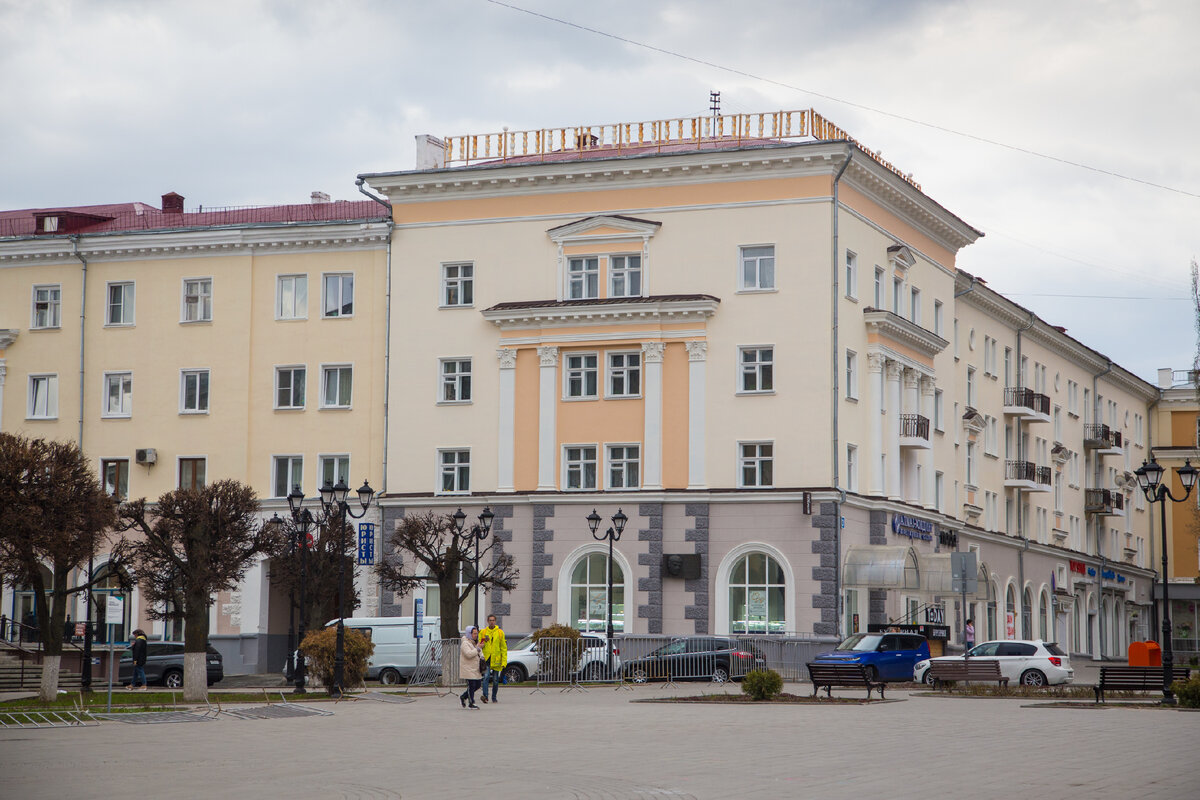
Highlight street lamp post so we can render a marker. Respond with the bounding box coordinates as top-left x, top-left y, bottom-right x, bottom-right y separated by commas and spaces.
288, 479, 374, 699
587, 508, 628, 679
1134, 457, 1198, 705
452, 507, 495, 627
